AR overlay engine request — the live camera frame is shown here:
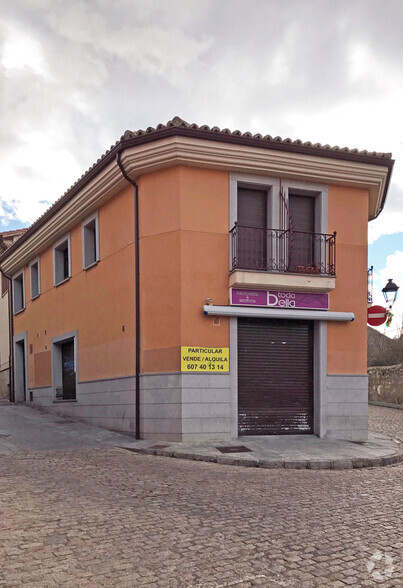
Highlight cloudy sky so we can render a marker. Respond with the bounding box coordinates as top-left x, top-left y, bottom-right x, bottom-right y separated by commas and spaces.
1, 0, 402, 332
